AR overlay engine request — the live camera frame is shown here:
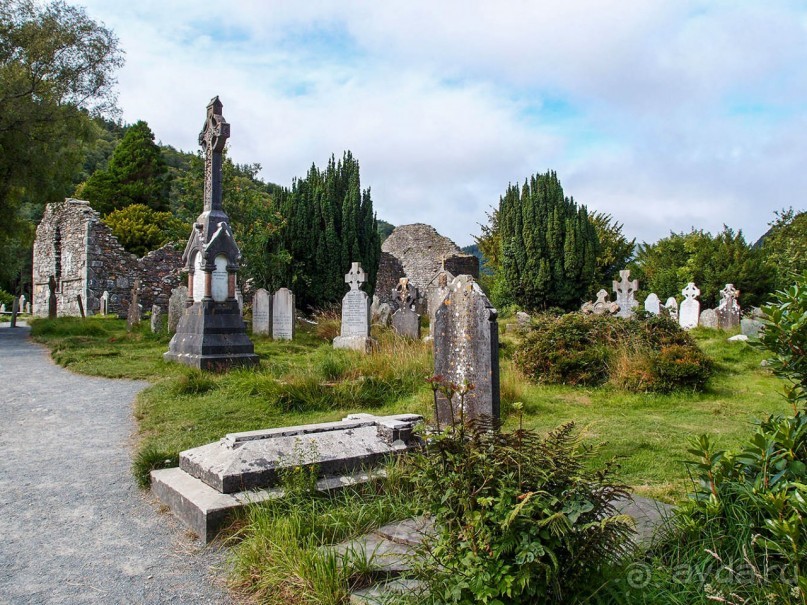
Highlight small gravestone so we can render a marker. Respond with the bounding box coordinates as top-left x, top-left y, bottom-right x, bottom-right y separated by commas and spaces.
25, 302, 31, 314
333, 262, 375, 353
741, 317, 764, 338
433, 275, 500, 425
252, 288, 271, 336
48, 275, 57, 319
127, 279, 141, 331
716, 283, 740, 330
371, 295, 392, 327
644, 293, 661, 315
664, 297, 678, 321
272, 288, 295, 340
167, 286, 188, 333
679, 283, 700, 330
591, 289, 619, 315
613, 270, 639, 318
699, 308, 718, 329
391, 278, 420, 339
19, 295, 26, 313
0, 304, 5, 314
100, 291, 109, 316
151, 305, 162, 333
